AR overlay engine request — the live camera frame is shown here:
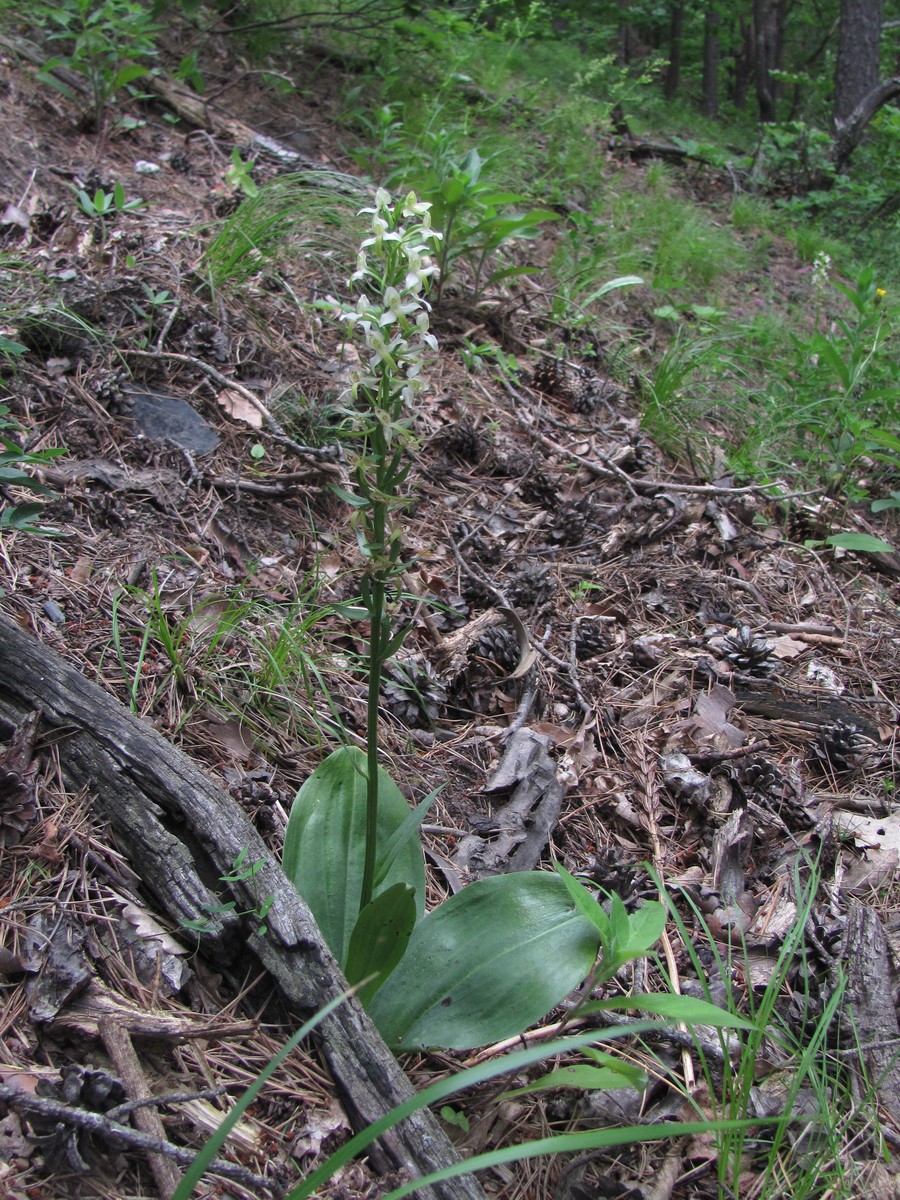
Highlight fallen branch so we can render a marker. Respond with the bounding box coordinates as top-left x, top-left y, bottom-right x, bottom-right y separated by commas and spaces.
0, 615, 486, 1200
0, 1083, 275, 1195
